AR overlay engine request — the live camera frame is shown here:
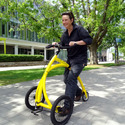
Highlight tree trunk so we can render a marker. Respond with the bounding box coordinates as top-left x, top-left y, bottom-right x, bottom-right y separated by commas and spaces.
115, 44, 119, 64
89, 45, 98, 65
